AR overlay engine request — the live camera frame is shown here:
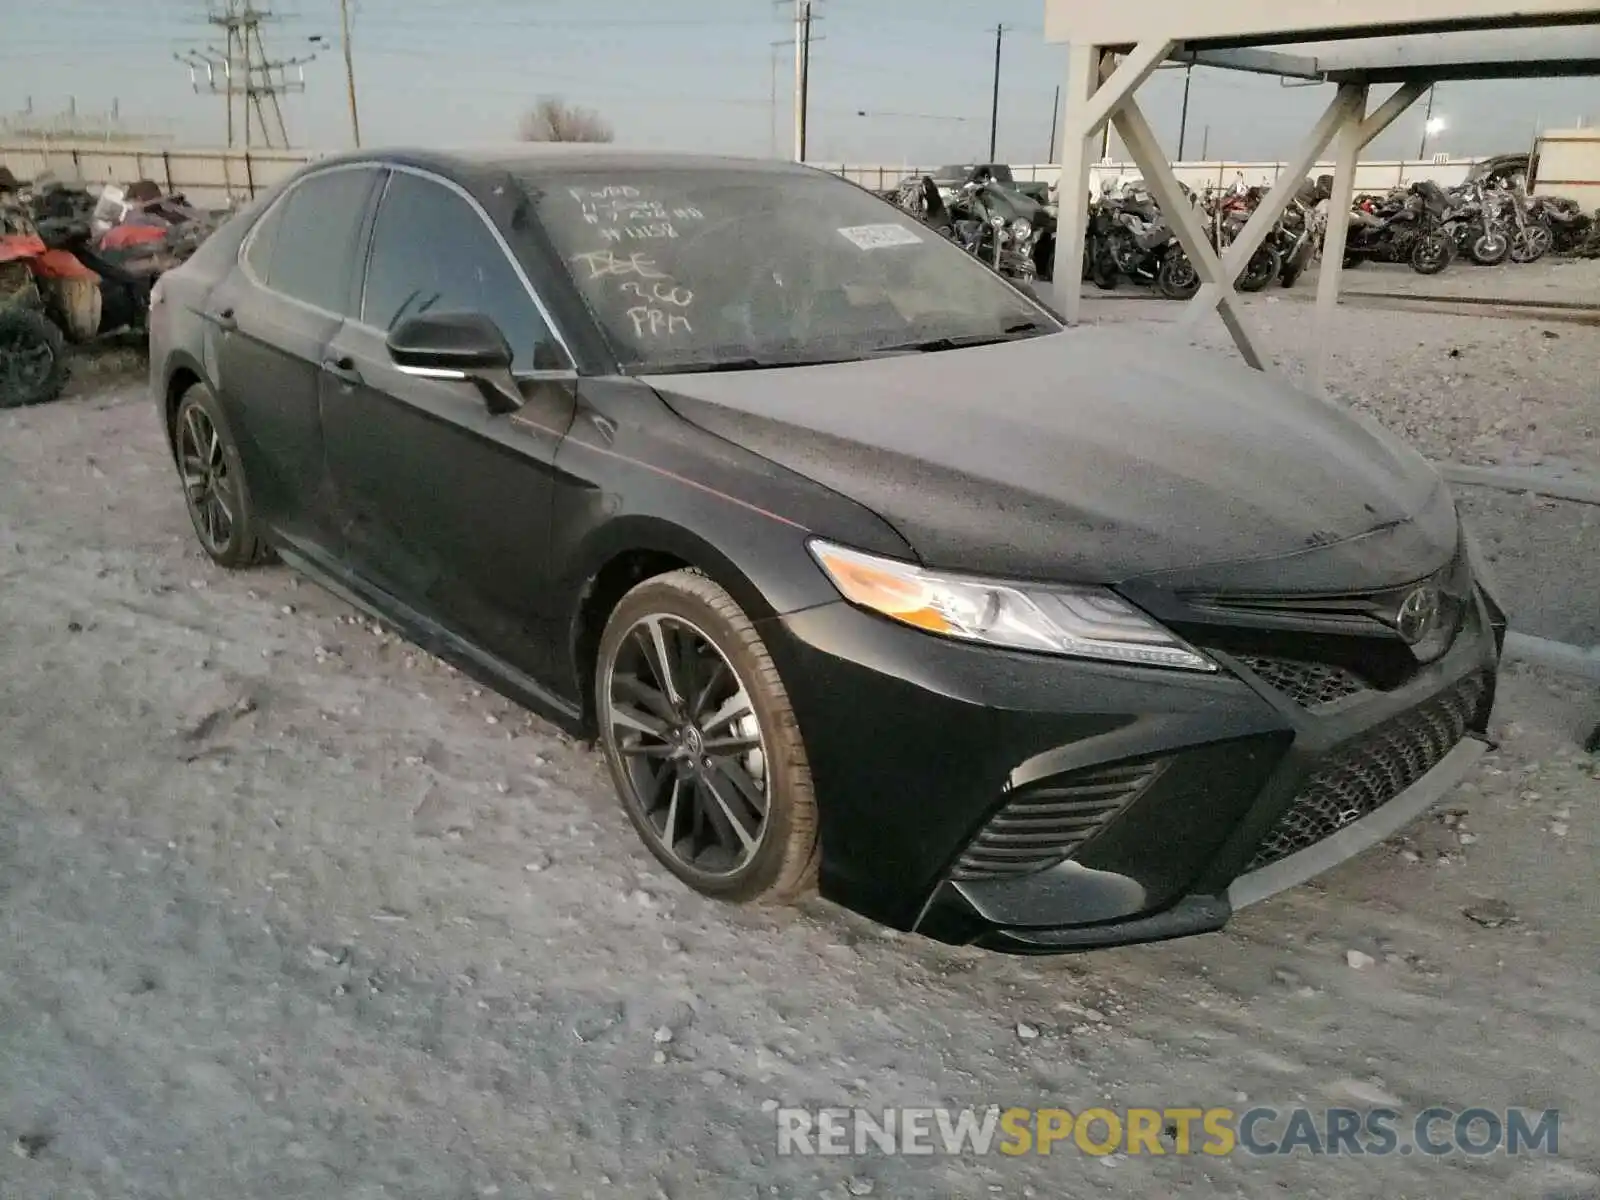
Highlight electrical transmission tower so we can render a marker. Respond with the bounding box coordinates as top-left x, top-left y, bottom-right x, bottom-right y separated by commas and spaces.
176, 3, 314, 149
